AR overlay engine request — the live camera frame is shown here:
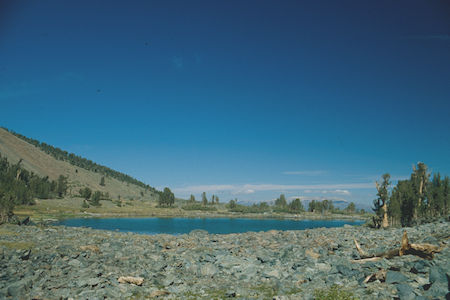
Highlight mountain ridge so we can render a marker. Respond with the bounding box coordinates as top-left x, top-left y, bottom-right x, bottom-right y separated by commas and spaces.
0, 127, 158, 201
